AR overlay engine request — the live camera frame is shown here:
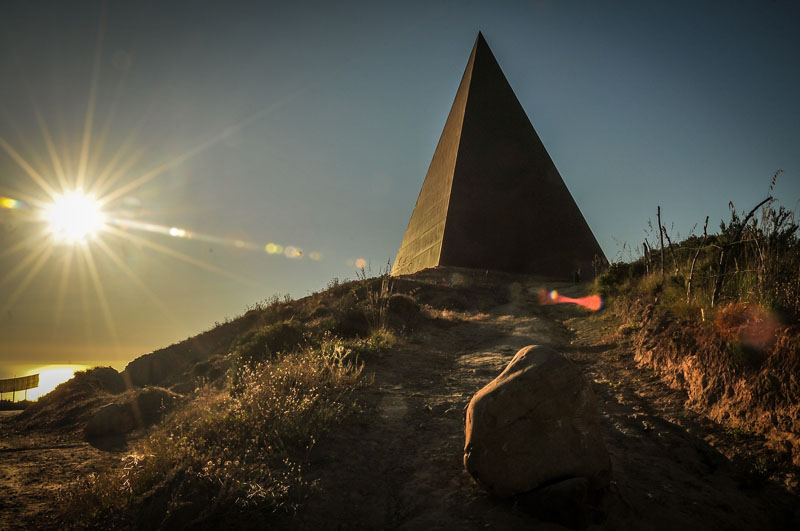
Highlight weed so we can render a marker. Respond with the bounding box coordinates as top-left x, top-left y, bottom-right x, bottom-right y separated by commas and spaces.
754, 456, 769, 475
599, 185, 799, 322
726, 425, 753, 441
